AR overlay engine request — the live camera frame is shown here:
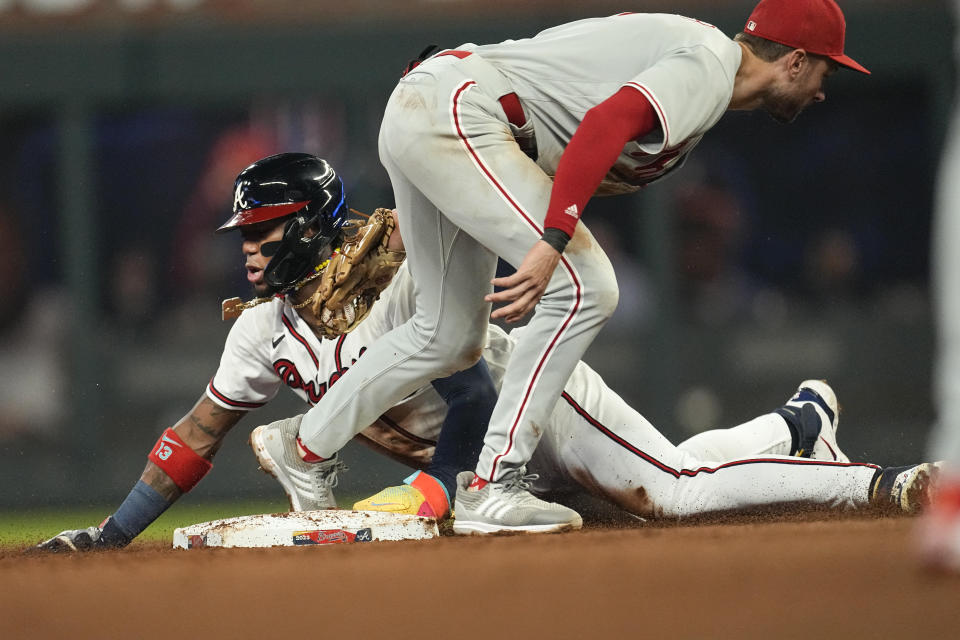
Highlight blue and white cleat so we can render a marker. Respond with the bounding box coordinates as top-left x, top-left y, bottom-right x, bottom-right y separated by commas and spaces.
777, 379, 849, 463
